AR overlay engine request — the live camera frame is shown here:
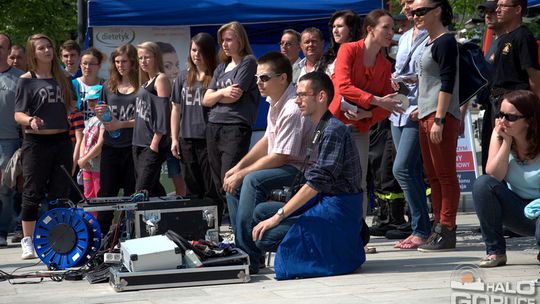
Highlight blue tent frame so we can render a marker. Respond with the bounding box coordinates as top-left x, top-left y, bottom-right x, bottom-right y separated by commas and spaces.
87, 0, 383, 130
